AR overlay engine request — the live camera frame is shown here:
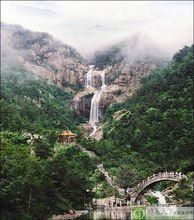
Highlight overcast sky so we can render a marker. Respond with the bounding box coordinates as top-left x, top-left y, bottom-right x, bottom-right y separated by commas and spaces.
1, 1, 193, 58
